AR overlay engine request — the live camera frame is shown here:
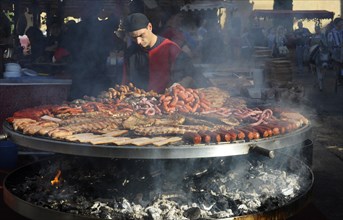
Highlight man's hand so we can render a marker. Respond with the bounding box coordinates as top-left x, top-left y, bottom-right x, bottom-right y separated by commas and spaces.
167, 76, 193, 92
